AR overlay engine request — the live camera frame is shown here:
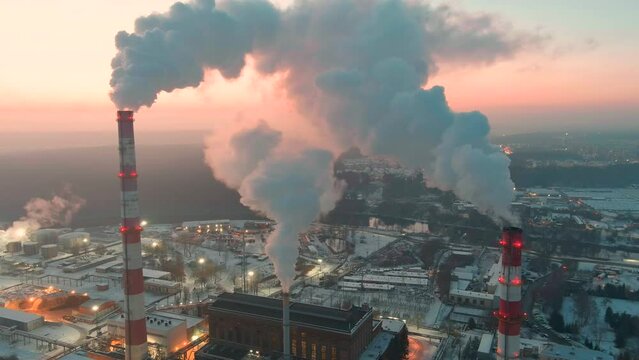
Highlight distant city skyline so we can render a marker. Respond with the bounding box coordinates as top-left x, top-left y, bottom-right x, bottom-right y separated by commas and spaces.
1, 0, 637, 136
